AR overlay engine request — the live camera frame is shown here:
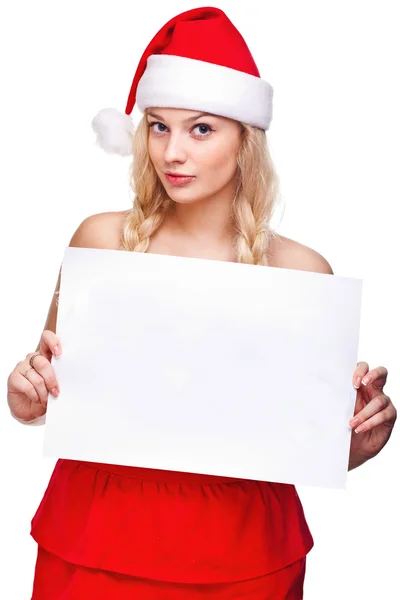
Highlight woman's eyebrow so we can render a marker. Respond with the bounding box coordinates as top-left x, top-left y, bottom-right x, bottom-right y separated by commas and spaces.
147, 111, 216, 123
